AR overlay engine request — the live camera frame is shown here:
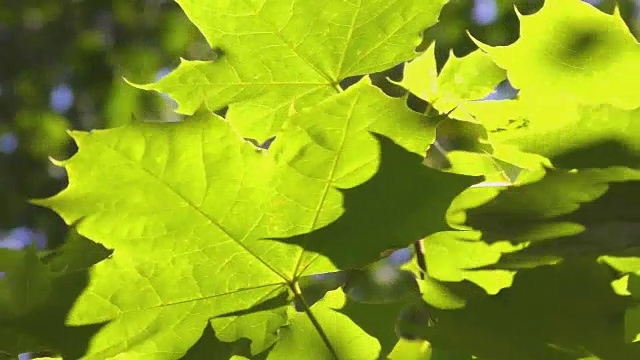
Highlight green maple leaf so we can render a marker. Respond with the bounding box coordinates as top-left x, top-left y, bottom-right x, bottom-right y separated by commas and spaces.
395, 41, 529, 179
268, 299, 381, 360
399, 43, 506, 114
264, 79, 478, 274
270, 130, 479, 270
134, 0, 448, 142
474, 0, 640, 110
420, 231, 517, 295
33, 79, 474, 358
454, 0, 640, 172
20, 0, 640, 358
35, 111, 301, 359
268, 80, 480, 271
